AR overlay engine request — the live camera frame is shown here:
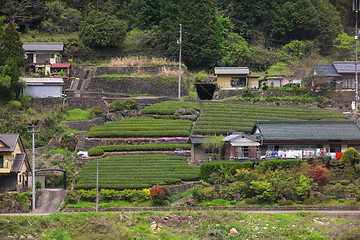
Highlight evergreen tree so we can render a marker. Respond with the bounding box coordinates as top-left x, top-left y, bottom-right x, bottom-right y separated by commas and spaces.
0, 23, 26, 101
